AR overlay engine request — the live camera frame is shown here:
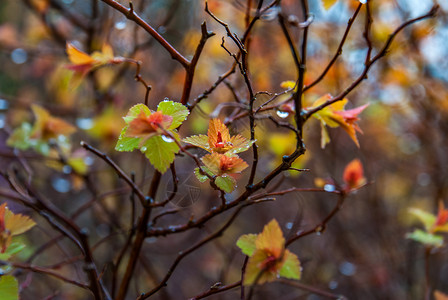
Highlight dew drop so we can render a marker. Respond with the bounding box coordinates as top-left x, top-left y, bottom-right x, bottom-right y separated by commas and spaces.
52, 177, 71, 193
276, 110, 289, 118
0, 99, 9, 110
162, 135, 174, 143
62, 165, 72, 174
339, 261, 356, 276
76, 118, 93, 130
285, 222, 293, 230
114, 20, 127, 30
0, 114, 5, 129
11, 48, 27, 64
141, 147, 147, 152
324, 184, 336, 192
84, 156, 94, 166
328, 280, 338, 290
